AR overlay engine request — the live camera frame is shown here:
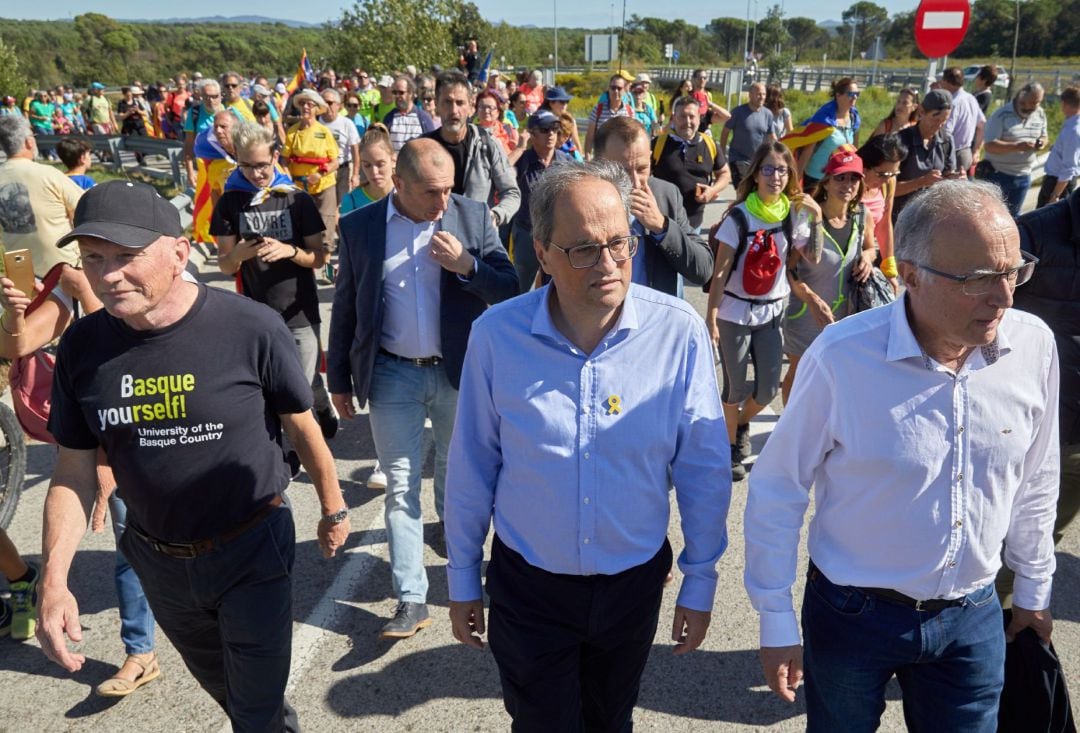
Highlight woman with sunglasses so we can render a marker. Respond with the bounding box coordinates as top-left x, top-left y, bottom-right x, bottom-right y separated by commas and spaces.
870, 87, 919, 139
706, 141, 823, 480
474, 90, 517, 157
342, 92, 370, 136
858, 134, 908, 289
782, 146, 877, 402
797, 77, 862, 190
